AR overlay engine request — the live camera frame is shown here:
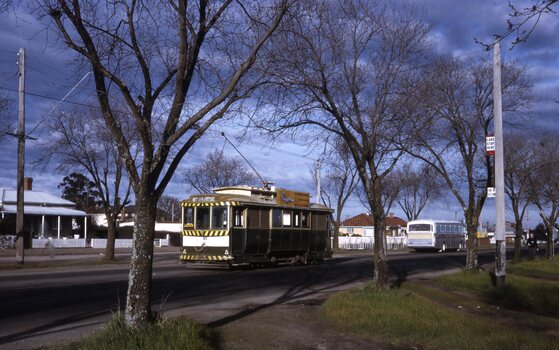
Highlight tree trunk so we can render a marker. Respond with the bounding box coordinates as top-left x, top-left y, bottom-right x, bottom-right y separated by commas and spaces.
125, 195, 157, 327
104, 214, 117, 261
545, 222, 555, 260
465, 217, 479, 270
371, 177, 389, 289
373, 215, 389, 289
333, 214, 341, 250
513, 223, 523, 263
